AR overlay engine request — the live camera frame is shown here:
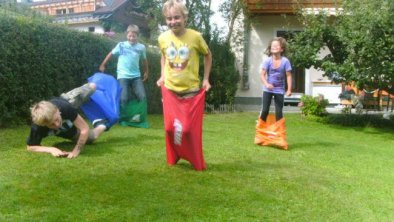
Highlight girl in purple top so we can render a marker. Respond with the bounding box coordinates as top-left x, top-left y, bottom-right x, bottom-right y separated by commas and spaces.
260, 37, 292, 122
